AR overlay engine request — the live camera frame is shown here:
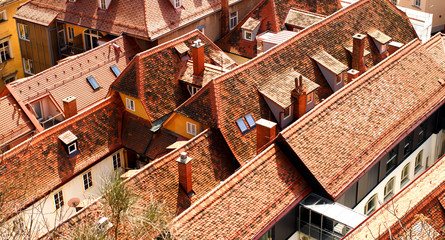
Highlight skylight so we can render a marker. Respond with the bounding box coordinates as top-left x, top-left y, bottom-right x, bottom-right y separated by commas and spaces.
110, 65, 121, 77
245, 114, 256, 128
87, 76, 100, 90
235, 118, 248, 133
